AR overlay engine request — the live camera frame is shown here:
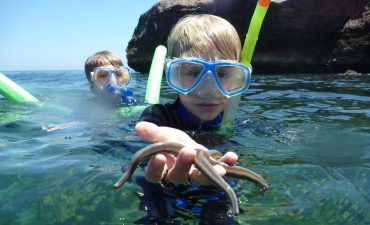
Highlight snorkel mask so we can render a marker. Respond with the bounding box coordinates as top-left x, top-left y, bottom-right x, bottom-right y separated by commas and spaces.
165, 58, 252, 98
91, 66, 133, 99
